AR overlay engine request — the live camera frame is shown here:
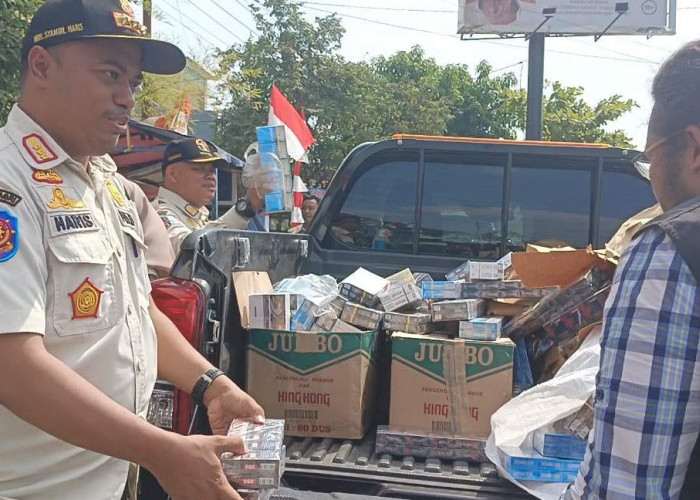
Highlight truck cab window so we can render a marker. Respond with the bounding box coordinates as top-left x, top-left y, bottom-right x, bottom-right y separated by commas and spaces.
599, 170, 656, 244
419, 157, 504, 258
329, 152, 418, 253
507, 165, 591, 251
